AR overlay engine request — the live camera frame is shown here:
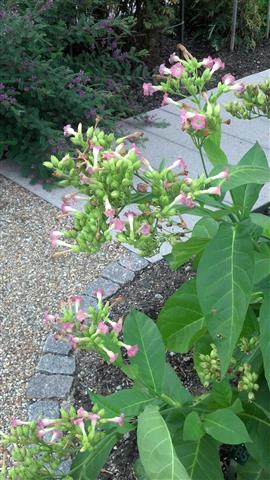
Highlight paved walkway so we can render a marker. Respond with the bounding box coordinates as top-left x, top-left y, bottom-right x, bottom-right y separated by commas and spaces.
0, 69, 269, 252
